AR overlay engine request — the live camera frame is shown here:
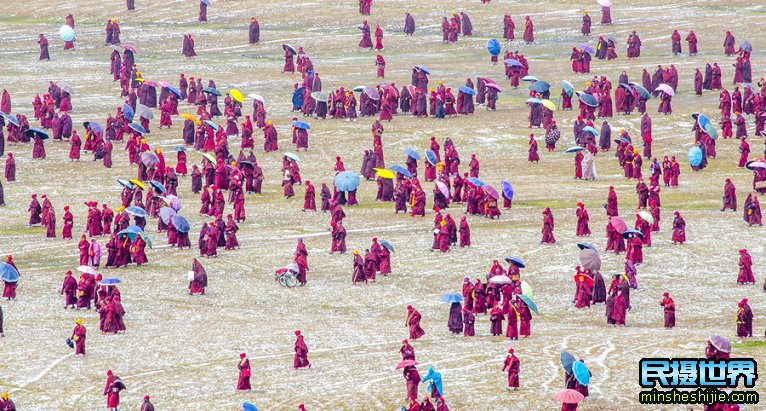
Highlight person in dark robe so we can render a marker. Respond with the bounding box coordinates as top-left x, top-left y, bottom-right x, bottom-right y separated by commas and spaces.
528, 134, 539, 162
601, 4, 611, 24
489, 302, 504, 336
660, 292, 675, 328
685, 30, 698, 55
671, 211, 685, 244
671, 29, 682, 55
403, 365, 420, 401
406, 305, 425, 339
581, 11, 591, 36
722, 178, 737, 211
71, 317, 86, 356
38, 34, 50, 60
293, 330, 311, 369
523, 16, 534, 43
198, 0, 207, 21
248, 17, 260, 44
182, 34, 197, 58
503, 348, 520, 389
541, 208, 555, 243
103, 370, 125, 410
236, 353, 251, 390
736, 299, 753, 337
